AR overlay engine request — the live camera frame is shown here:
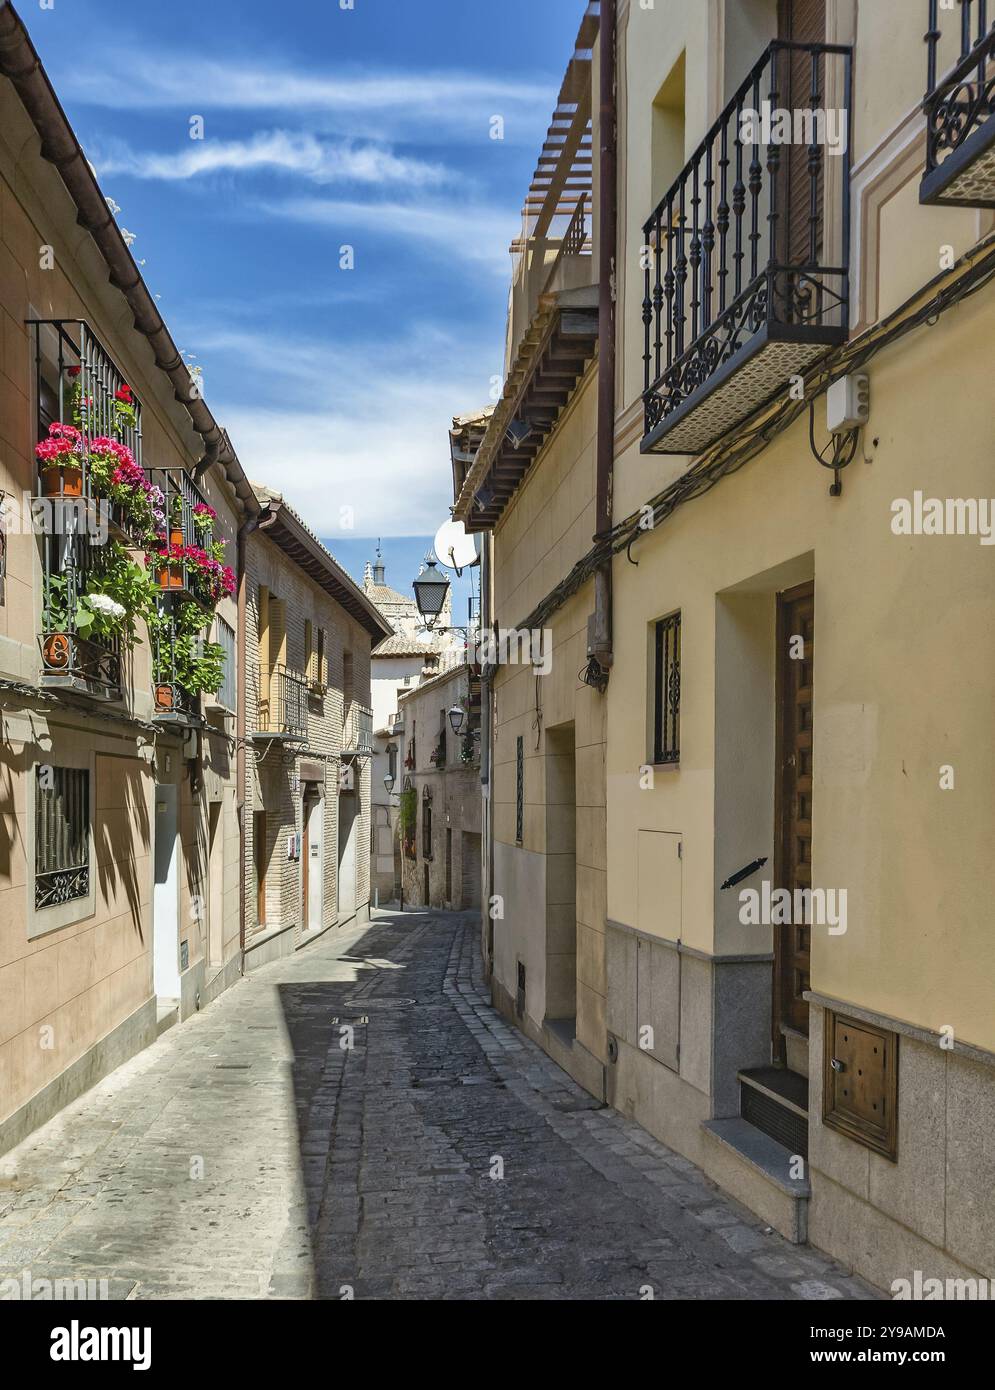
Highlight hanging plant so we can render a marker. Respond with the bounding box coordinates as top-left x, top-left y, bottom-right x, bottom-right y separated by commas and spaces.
113, 383, 137, 436
149, 597, 225, 698
192, 502, 217, 538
